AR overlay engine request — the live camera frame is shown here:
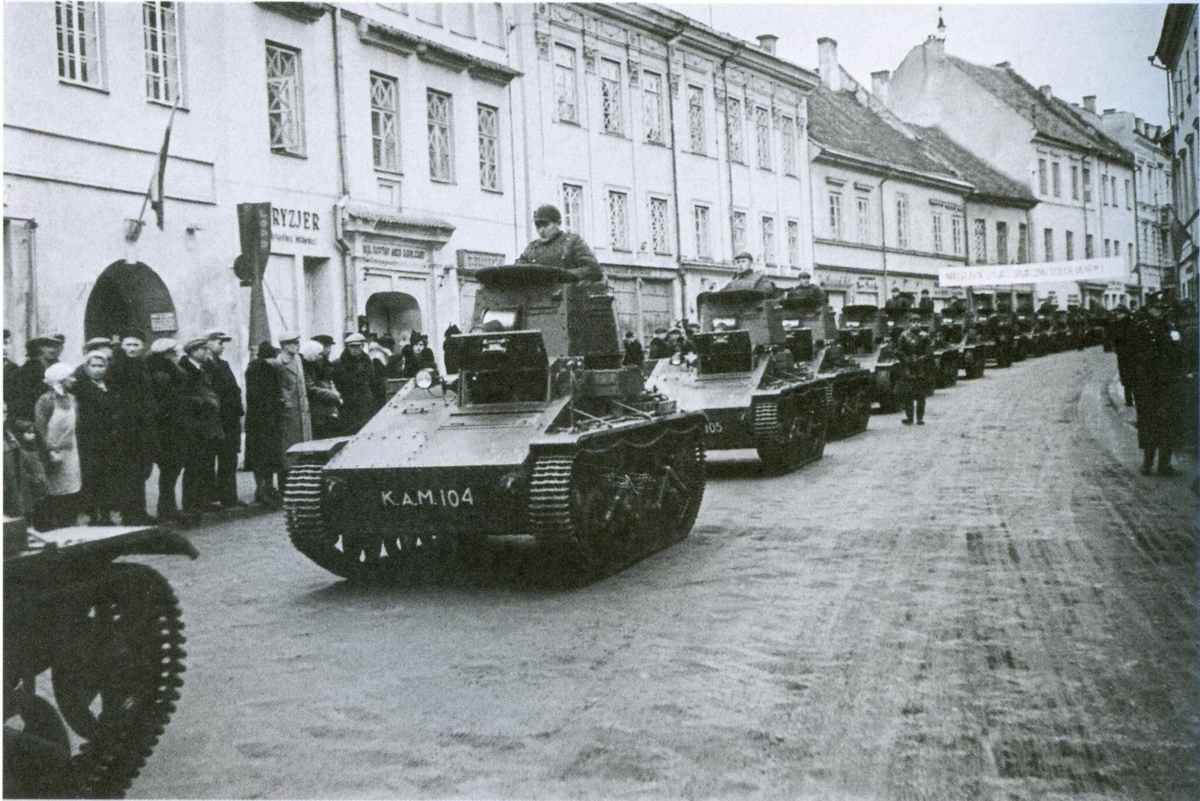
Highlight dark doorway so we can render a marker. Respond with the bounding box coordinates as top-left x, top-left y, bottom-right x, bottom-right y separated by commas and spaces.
85, 261, 178, 342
